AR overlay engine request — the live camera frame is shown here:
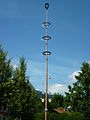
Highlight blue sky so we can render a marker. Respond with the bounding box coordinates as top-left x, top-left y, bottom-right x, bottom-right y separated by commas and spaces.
0, 0, 90, 94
